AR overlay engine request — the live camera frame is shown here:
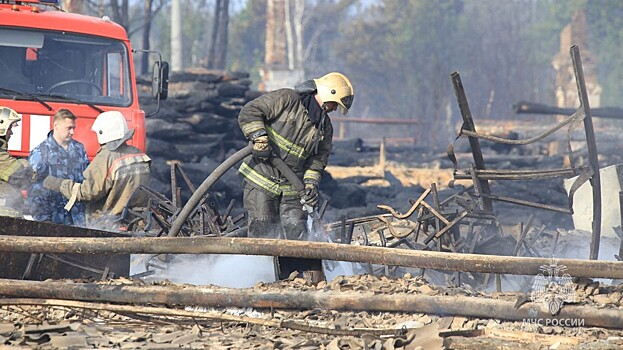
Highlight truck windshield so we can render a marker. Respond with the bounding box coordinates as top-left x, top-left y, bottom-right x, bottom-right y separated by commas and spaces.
0, 27, 132, 107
